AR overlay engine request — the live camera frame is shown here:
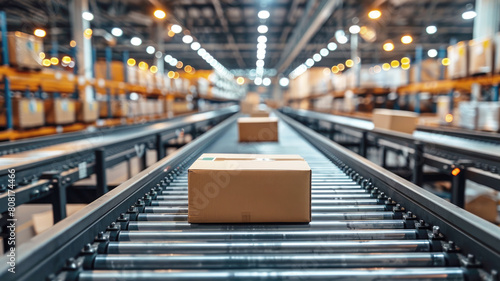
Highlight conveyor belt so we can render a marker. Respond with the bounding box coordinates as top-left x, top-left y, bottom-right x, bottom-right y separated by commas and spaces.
2, 113, 498, 281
